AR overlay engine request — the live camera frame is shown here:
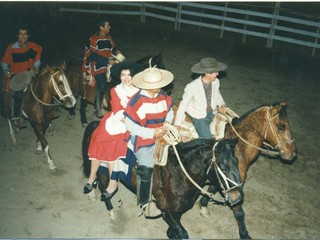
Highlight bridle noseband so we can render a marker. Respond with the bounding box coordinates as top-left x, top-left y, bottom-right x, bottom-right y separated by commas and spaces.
227, 106, 295, 157
31, 70, 73, 106
264, 107, 295, 153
